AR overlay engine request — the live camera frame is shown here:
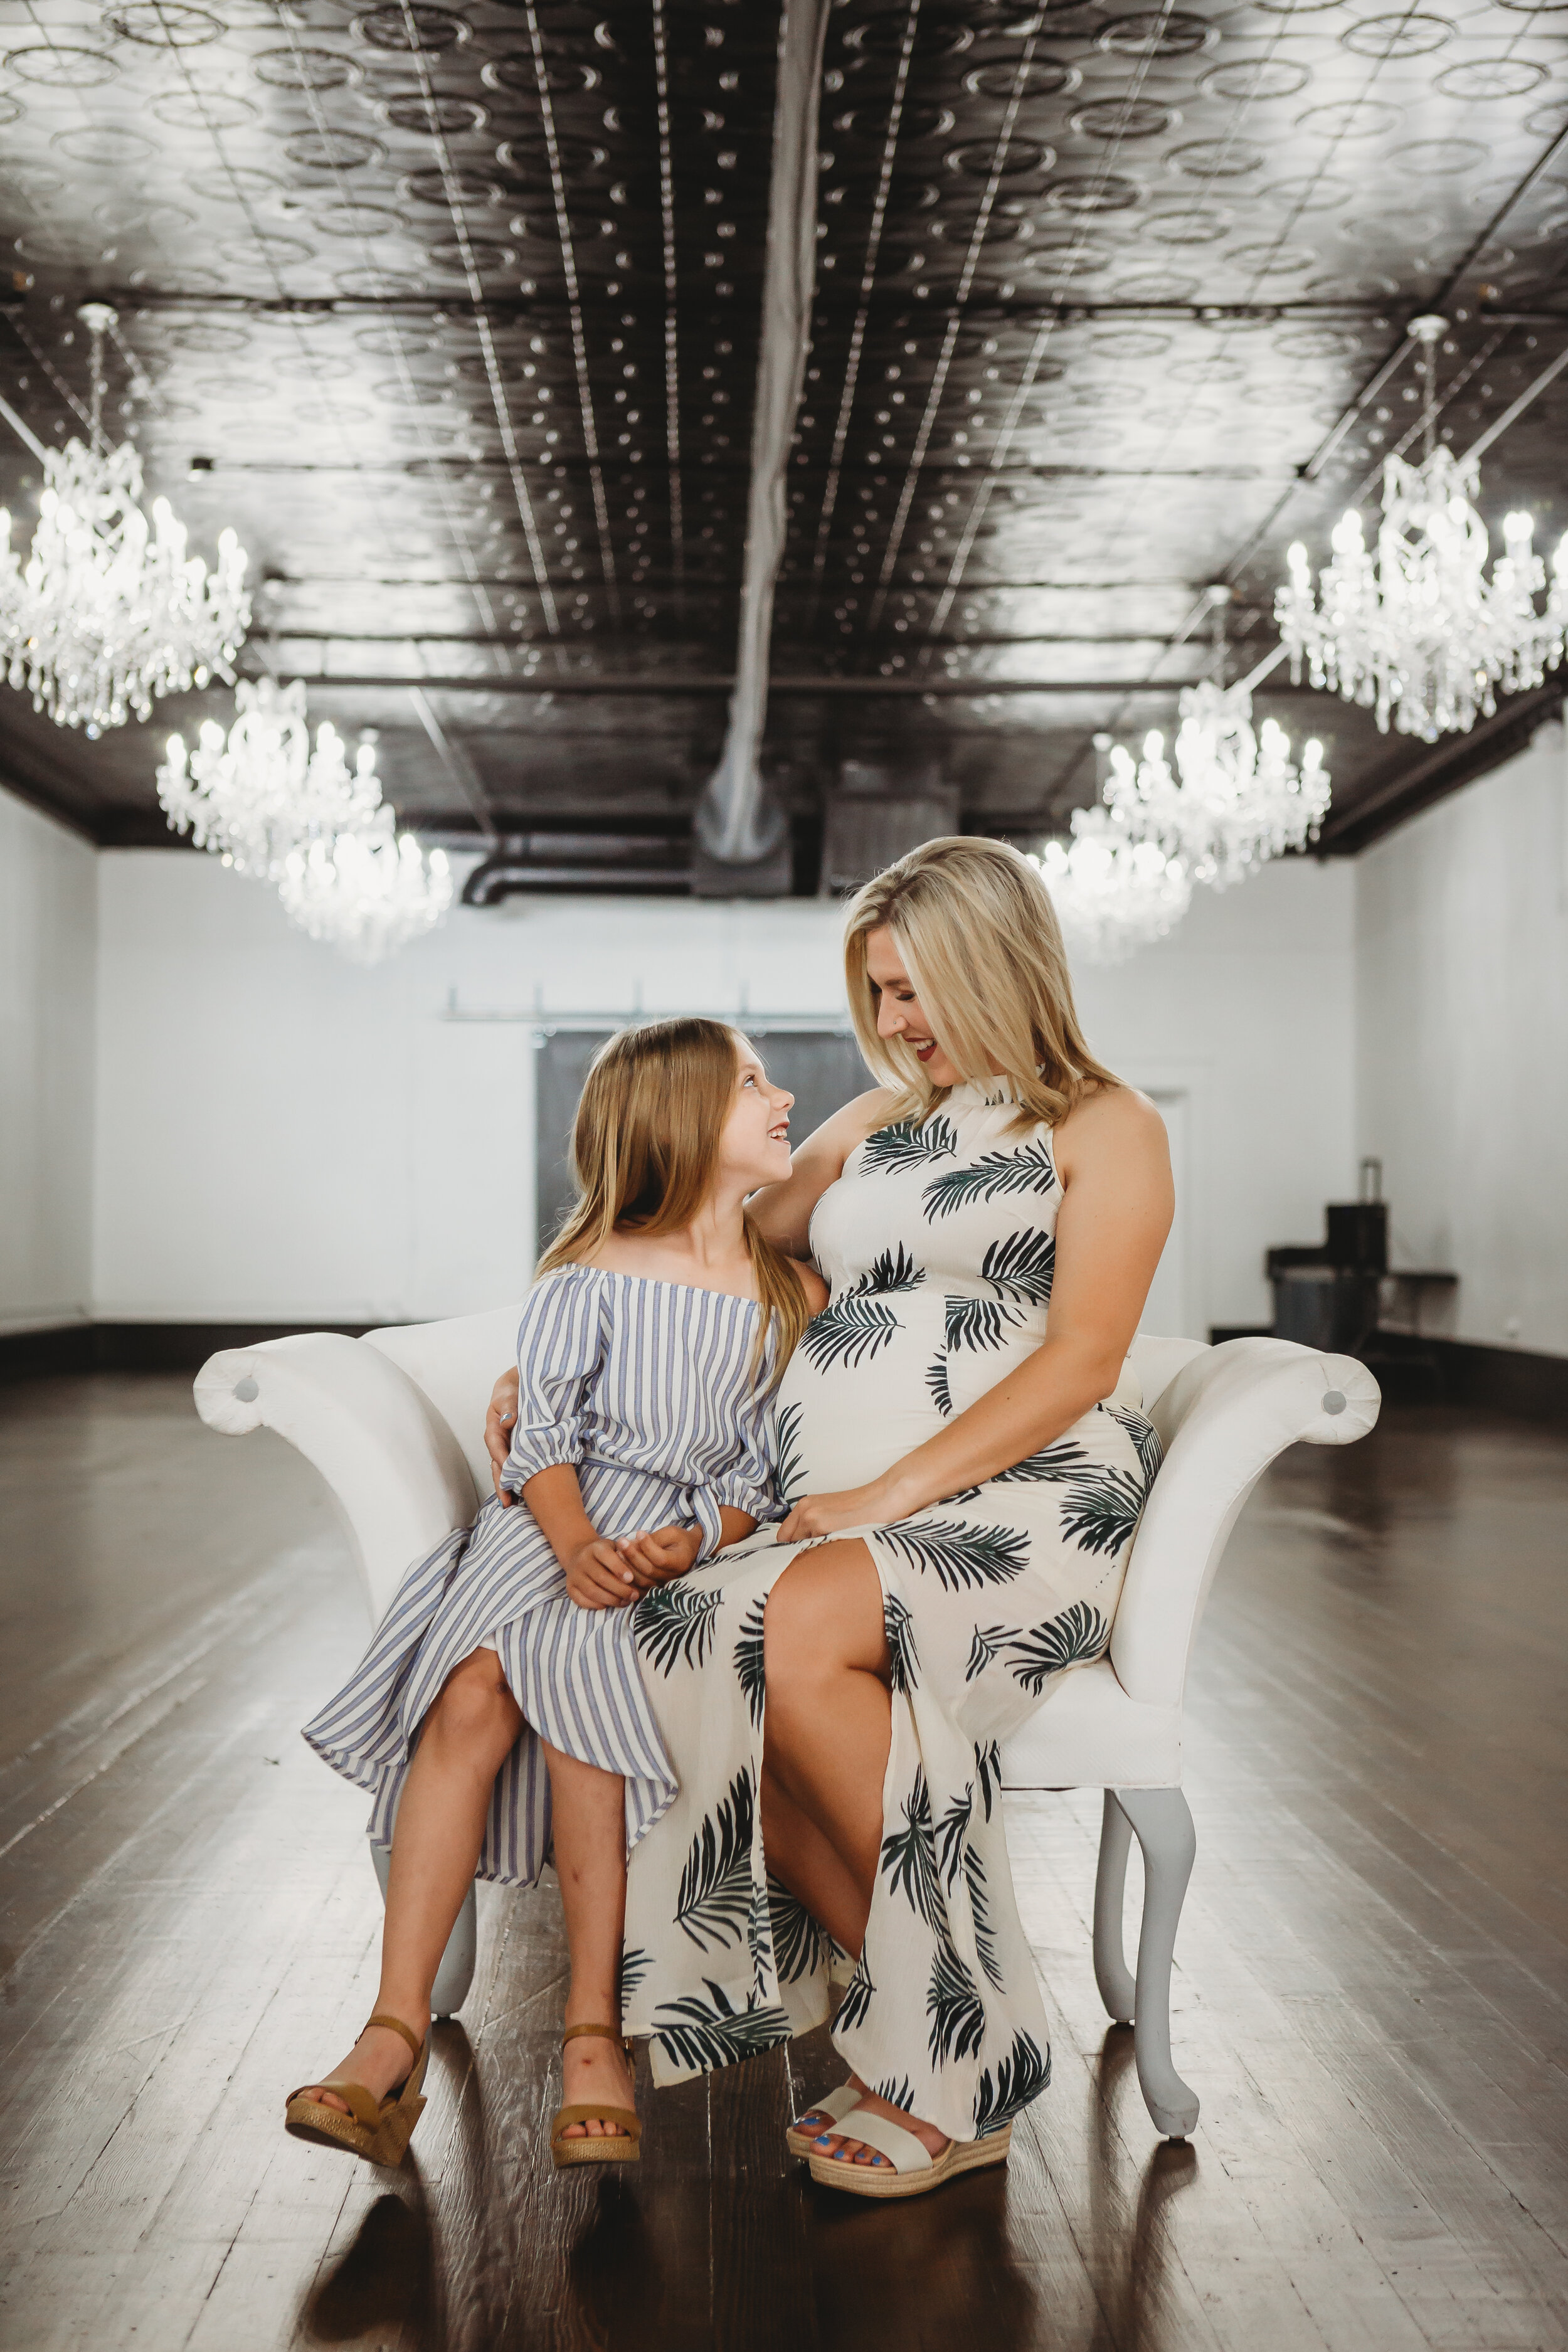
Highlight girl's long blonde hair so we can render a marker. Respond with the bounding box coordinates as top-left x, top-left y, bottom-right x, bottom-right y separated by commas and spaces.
843, 835, 1120, 1132
536, 1017, 810, 1379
